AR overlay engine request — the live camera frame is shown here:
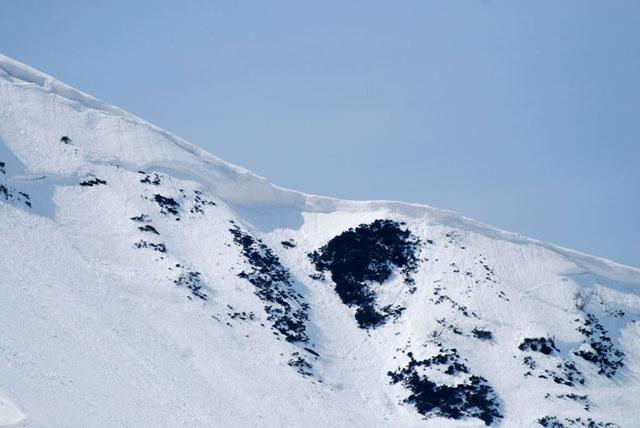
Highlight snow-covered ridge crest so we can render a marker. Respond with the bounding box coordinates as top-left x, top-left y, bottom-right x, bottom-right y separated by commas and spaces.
0, 52, 638, 285
0, 52, 299, 205
0, 53, 135, 120
1, 52, 640, 427
0, 53, 236, 169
